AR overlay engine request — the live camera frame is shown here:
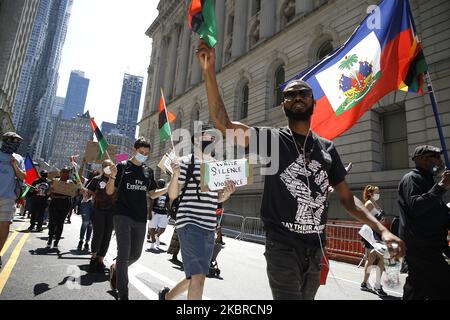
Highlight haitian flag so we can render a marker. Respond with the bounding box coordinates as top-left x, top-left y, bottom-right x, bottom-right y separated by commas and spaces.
188, 0, 218, 48
24, 153, 39, 186
159, 88, 176, 142
282, 0, 427, 140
